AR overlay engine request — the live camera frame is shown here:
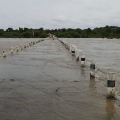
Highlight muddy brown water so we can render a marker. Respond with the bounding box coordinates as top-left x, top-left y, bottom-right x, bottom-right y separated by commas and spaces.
0, 38, 120, 120
0, 38, 40, 54
61, 38, 120, 96
61, 38, 120, 71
